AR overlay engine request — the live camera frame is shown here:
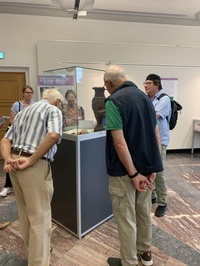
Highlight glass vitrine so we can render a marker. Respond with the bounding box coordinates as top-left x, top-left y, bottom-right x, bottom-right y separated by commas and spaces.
41, 67, 112, 238
42, 66, 107, 135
